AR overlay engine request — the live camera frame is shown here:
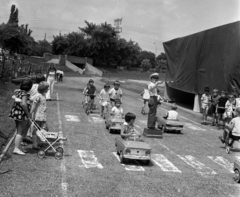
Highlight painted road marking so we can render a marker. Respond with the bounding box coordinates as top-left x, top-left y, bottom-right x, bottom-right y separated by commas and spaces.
90, 114, 101, 117
91, 116, 104, 123
77, 150, 103, 169
152, 154, 181, 173
185, 123, 206, 131
178, 155, 217, 176
65, 115, 80, 122
208, 156, 234, 173
112, 152, 145, 171
56, 93, 68, 197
